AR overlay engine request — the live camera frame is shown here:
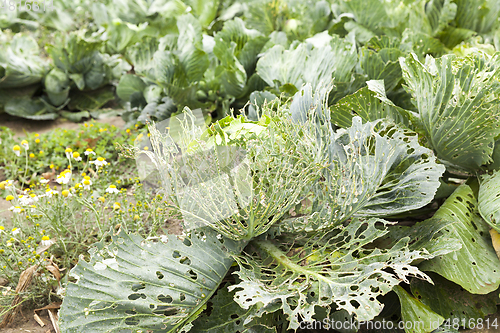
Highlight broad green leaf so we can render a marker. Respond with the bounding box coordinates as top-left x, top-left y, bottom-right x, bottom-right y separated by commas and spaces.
339, 0, 393, 36
0, 34, 49, 88
0, 83, 39, 107
46, 32, 103, 76
419, 184, 500, 294
230, 218, 443, 330
214, 18, 268, 75
322, 117, 443, 224
59, 228, 244, 332
478, 170, 500, 232
393, 285, 445, 333
374, 213, 462, 260
67, 88, 115, 111
4, 98, 58, 120
44, 67, 70, 106
425, 0, 457, 35
360, 47, 404, 91
256, 34, 357, 92
116, 74, 147, 102
126, 37, 158, 80
186, 0, 220, 28
330, 80, 412, 128
105, 21, 148, 54
399, 52, 500, 171
213, 41, 248, 98
190, 284, 278, 333
137, 97, 177, 123
411, 272, 499, 328
60, 110, 90, 122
